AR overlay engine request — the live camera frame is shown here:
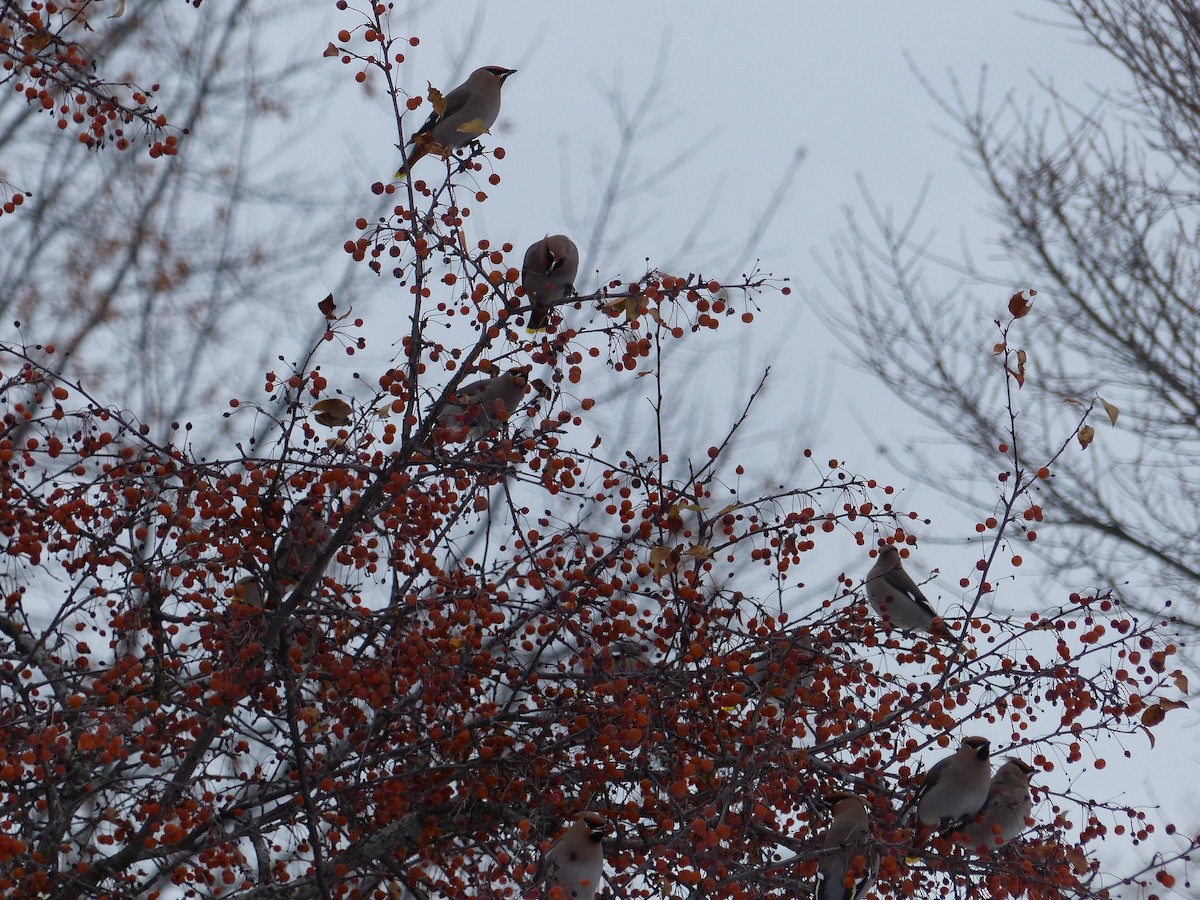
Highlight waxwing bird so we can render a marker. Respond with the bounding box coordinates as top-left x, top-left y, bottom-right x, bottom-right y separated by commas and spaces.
273, 498, 332, 589
436, 366, 531, 441
743, 631, 819, 717
523, 235, 580, 333
394, 66, 516, 178
915, 736, 992, 827
815, 794, 879, 900
537, 812, 608, 900
233, 575, 266, 608
963, 758, 1036, 851
864, 545, 944, 634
